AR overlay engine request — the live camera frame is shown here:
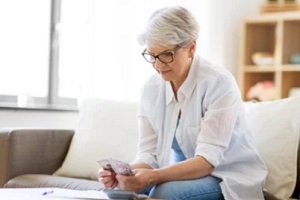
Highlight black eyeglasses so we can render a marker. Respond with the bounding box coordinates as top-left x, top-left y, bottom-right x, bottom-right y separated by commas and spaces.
141, 46, 181, 64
